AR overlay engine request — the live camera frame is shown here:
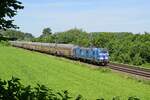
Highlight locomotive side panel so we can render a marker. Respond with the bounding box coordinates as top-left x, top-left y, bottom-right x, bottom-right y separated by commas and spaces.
73, 47, 109, 65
